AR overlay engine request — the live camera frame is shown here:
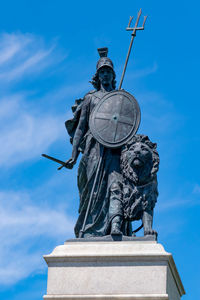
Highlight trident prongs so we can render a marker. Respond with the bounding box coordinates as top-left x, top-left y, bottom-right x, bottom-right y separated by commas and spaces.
142, 15, 148, 28
118, 9, 147, 90
126, 9, 147, 35
128, 16, 134, 27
